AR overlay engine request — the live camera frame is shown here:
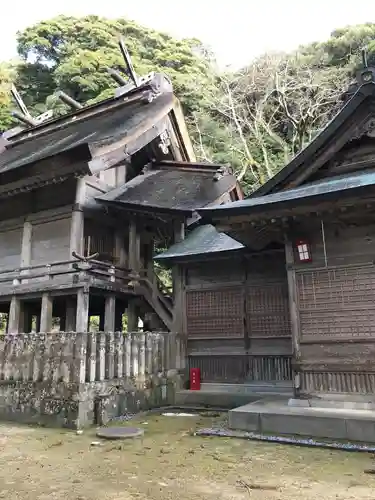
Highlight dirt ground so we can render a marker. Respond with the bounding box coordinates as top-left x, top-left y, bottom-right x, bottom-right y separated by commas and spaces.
1, 413, 375, 500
